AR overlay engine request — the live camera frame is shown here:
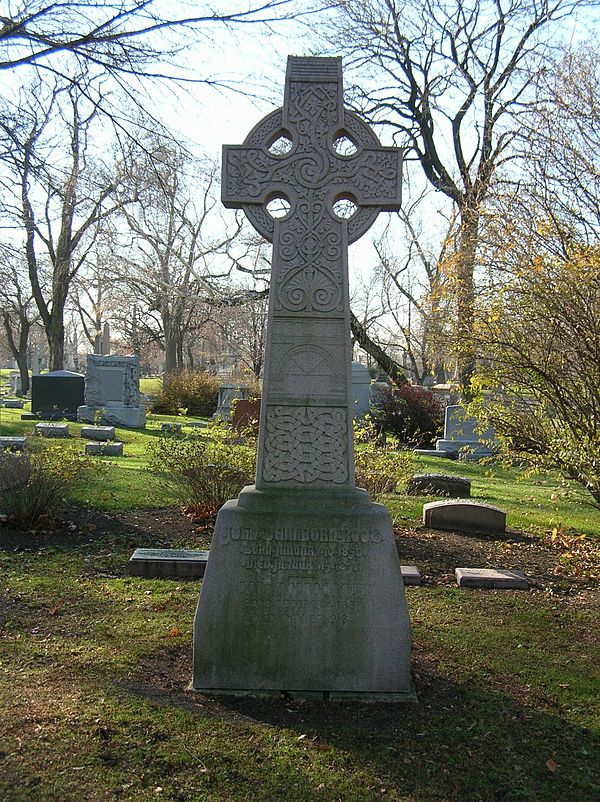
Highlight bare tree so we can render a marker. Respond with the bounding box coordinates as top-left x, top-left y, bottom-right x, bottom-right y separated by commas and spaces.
0, 1, 311, 77
0, 248, 39, 393
0, 80, 128, 369
326, 0, 593, 395
115, 137, 246, 379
